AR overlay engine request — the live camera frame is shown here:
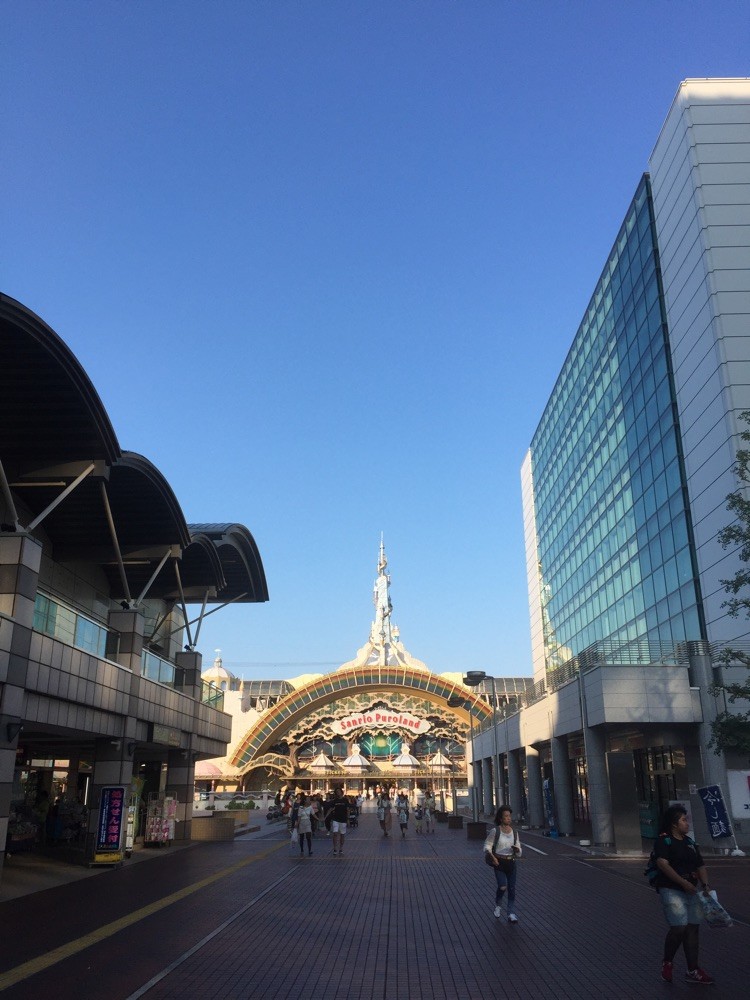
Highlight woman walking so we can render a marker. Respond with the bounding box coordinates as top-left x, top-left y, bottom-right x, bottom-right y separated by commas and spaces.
652, 804, 714, 985
395, 790, 410, 838
423, 788, 436, 834
376, 788, 392, 837
483, 805, 522, 923
295, 795, 314, 858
